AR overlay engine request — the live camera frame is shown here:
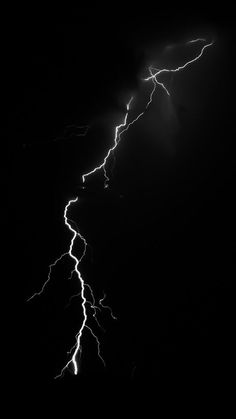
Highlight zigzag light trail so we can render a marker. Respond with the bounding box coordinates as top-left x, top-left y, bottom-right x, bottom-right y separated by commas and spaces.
27, 38, 214, 378
144, 39, 214, 86
82, 96, 134, 187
